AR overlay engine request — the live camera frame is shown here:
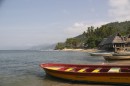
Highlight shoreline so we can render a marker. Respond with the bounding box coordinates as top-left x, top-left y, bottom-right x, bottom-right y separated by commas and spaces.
61, 48, 101, 53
